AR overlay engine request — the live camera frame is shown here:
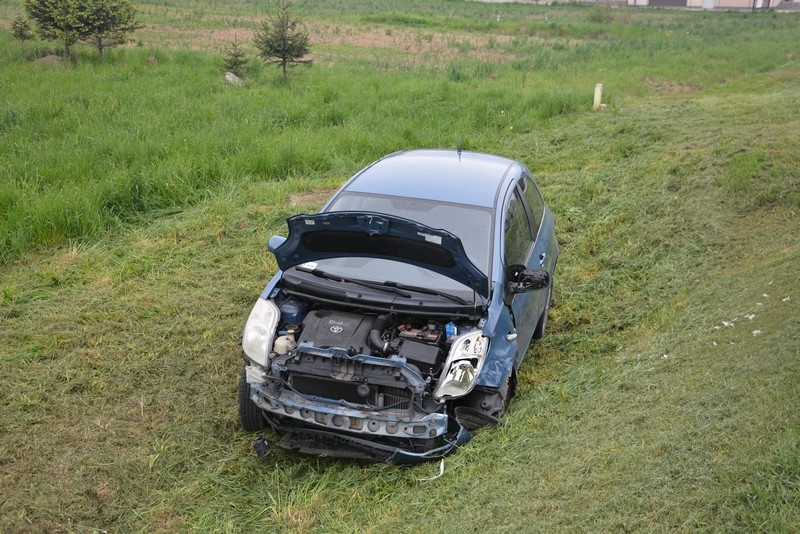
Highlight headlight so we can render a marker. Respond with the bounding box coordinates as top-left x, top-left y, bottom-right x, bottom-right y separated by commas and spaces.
433, 331, 489, 402
241, 298, 280, 367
